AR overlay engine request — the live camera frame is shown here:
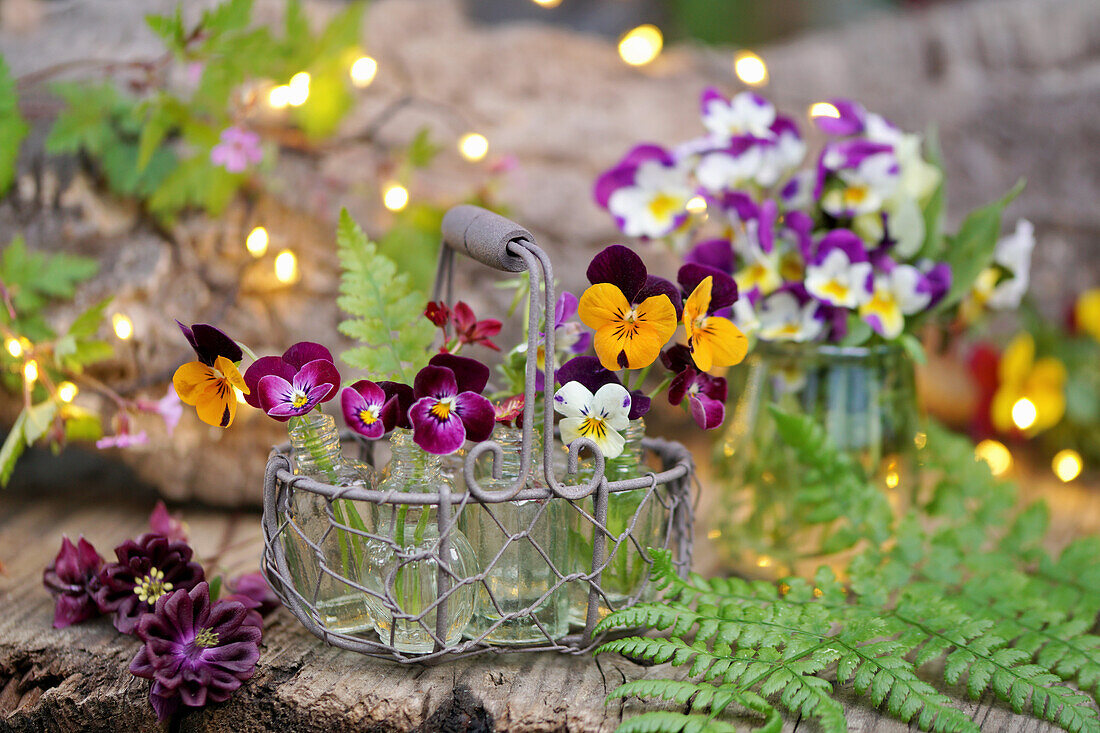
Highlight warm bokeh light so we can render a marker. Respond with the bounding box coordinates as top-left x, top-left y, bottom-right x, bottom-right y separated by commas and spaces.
287, 72, 310, 106
756, 555, 772, 568
57, 381, 78, 403
885, 469, 900, 489
975, 439, 1012, 477
810, 102, 840, 120
23, 360, 38, 385
245, 226, 269, 258
274, 250, 298, 284
1053, 449, 1083, 483
686, 195, 707, 214
382, 183, 409, 211
112, 313, 133, 340
458, 133, 489, 162
618, 25, 663, 67
531, 0, 562, 6
349, 56, 378, 88
268, 85, 291, 109
914, 431, 928, 450
1011, 398, 1038, 430
5, 338, 22, 358
734, 51, 768, 86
